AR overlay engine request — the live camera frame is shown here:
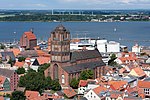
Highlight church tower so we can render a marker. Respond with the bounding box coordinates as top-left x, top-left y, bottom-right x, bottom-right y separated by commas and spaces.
50, 25, 70, 62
